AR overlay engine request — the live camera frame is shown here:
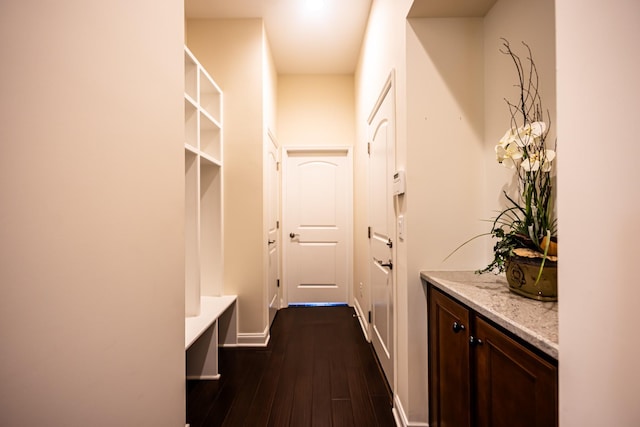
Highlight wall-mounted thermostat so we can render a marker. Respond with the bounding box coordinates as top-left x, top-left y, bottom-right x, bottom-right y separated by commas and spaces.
393, 170, 406, 195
